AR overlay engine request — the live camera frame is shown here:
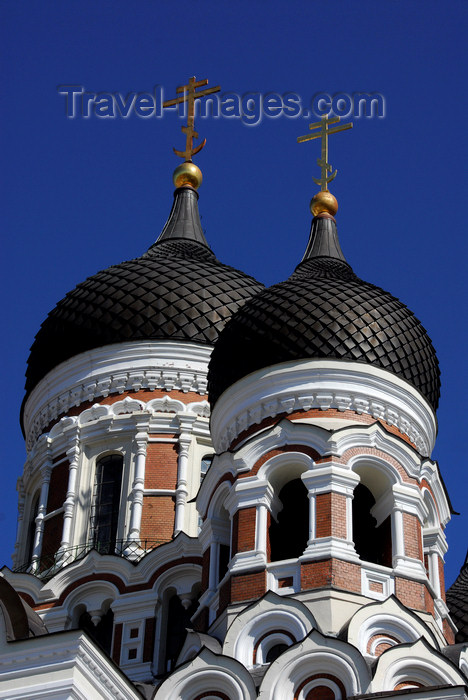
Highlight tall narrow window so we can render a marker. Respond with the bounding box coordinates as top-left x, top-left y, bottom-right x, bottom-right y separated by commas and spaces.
90, 455, 123, 554
269, 479, 309, 562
